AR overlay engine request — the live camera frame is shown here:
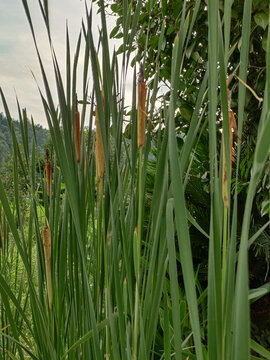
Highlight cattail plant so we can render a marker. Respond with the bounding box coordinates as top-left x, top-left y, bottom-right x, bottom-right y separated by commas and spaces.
133, 63, 147, 359
74, 95, 81, 163
95, 103, 107, 352
42, 225, 53, 310
45, 149, 52, 197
